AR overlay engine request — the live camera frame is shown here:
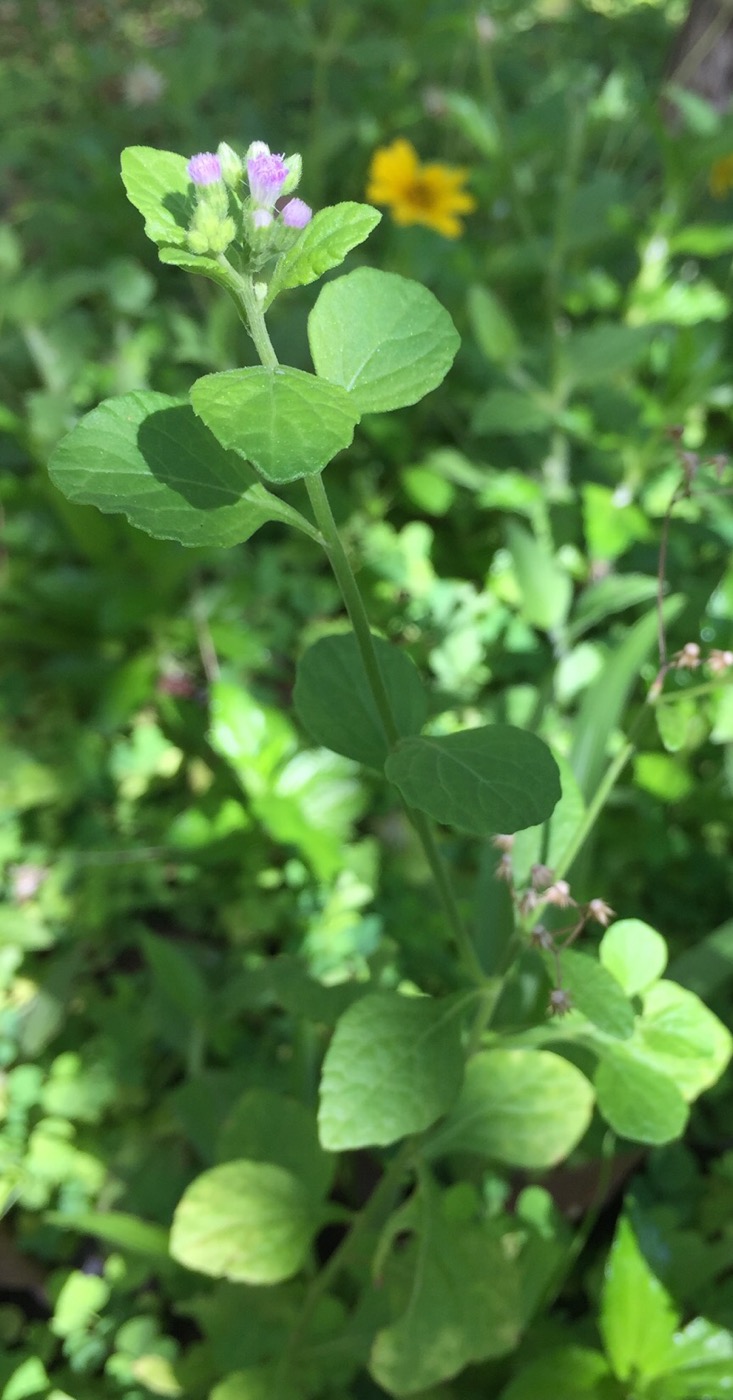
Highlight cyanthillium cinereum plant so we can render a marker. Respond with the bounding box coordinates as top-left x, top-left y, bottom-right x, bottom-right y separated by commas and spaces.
48, 141, 733, 1398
